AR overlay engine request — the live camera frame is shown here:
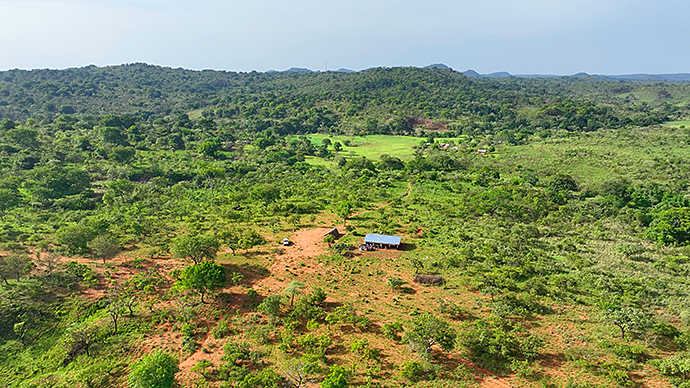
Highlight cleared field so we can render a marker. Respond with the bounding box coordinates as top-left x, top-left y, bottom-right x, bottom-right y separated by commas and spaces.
304, 134, 422, 159
299, 134, 466, 166
662, 118, 690, 127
